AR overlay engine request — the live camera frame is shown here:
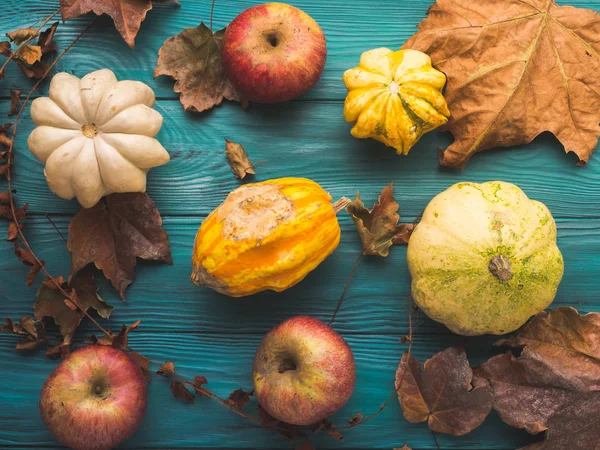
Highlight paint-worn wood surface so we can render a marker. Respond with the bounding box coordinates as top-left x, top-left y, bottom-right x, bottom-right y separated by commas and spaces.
0, 0, 598, 448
